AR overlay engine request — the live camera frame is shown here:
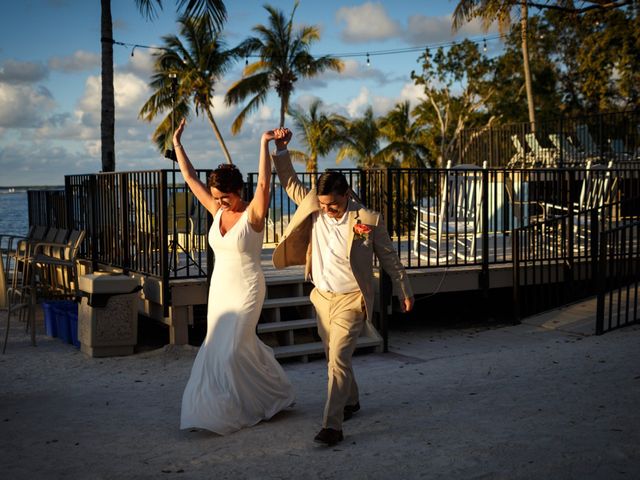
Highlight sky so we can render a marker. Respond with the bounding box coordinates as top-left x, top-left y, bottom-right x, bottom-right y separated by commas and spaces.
0, 0, 498, 187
